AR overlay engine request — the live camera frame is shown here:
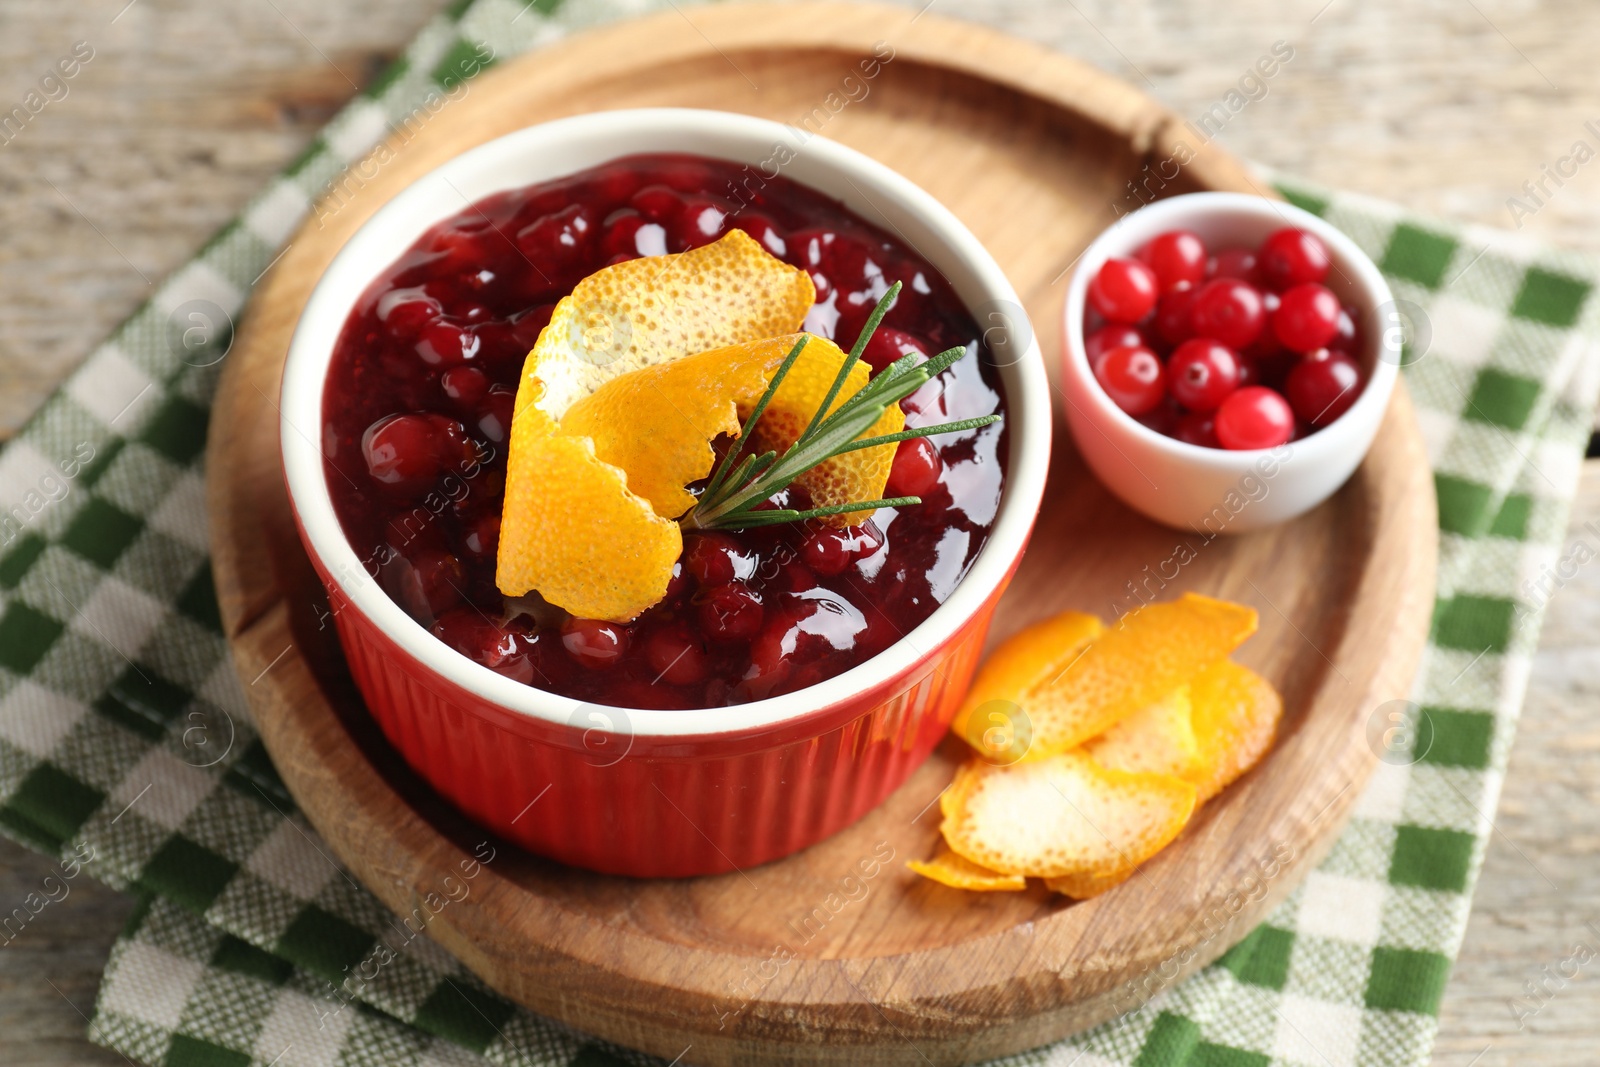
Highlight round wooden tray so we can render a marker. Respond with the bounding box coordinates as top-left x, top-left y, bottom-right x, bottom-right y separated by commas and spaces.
207, 5, 1438, 1065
